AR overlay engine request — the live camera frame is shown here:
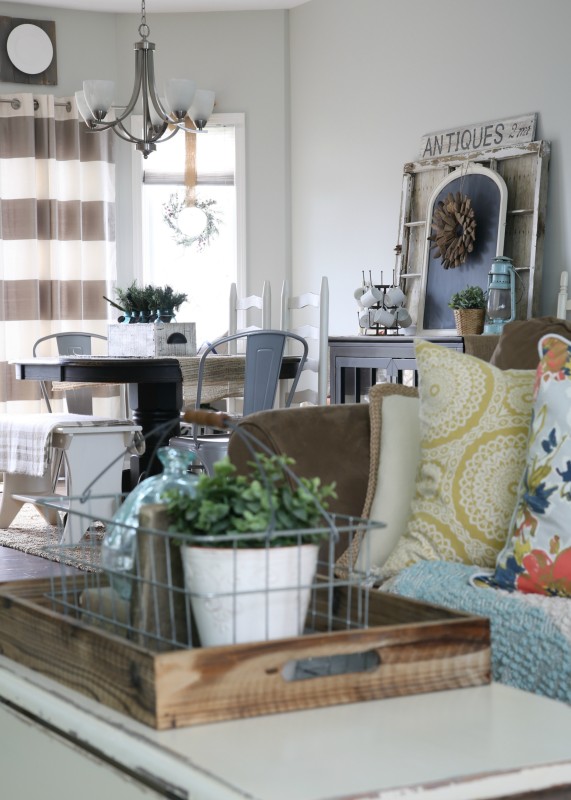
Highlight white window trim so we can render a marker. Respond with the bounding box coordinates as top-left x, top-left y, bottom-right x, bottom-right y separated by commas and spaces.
131, 112, 246, 292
